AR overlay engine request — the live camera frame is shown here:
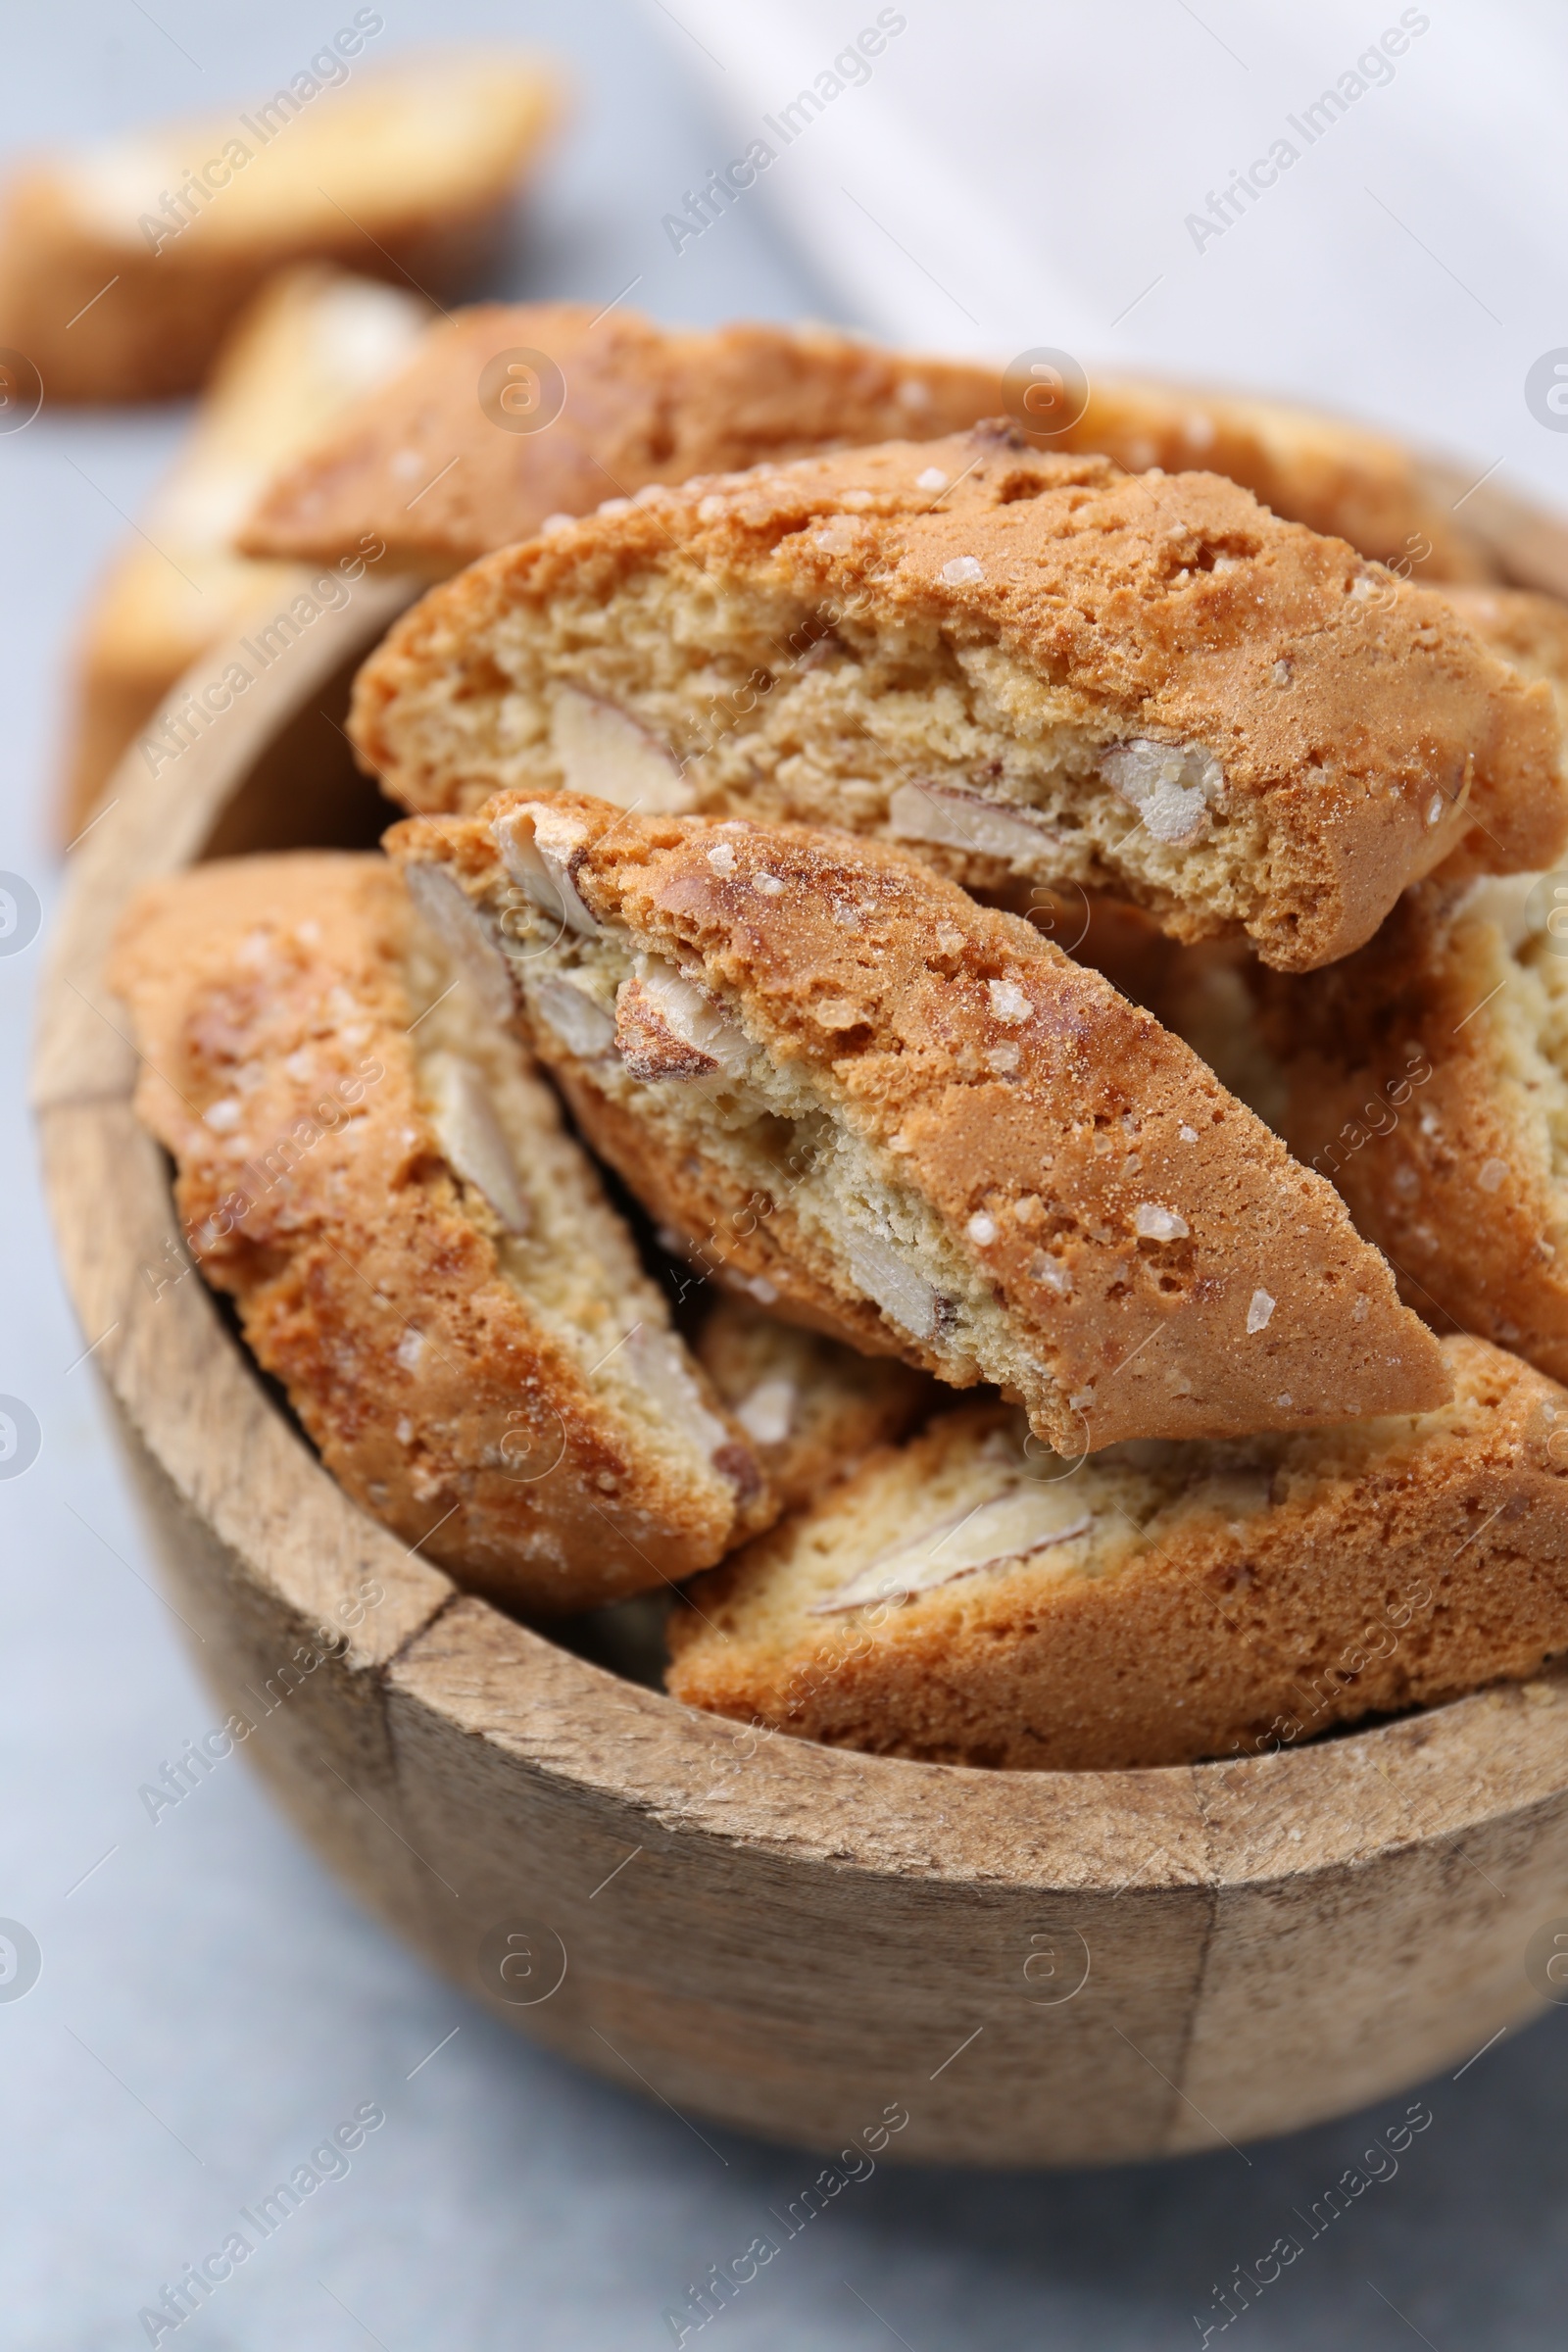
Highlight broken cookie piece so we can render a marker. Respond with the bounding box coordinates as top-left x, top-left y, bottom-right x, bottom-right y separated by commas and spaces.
0, 52, 562, 403
108, 851, 769, 1615
353, 428, 1563, 971
385, 792, 1449, 1453
666, 1338, 1568, 1770
62, 263, 429, 834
